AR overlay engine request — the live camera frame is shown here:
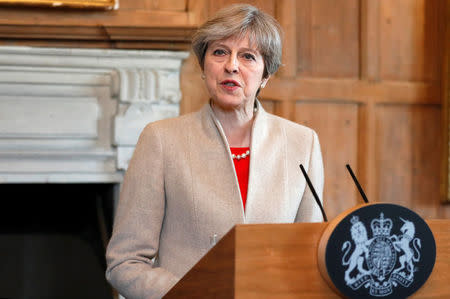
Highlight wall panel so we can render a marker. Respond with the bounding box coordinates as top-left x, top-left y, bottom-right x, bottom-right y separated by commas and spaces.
155, 0, 187, 11
294, 101, 359, 219
379, 0, 440, 82
209, 0, 275, 16
119, 0, 187, 11
376, 104, 441, 218
180, 54, 208, 114
296, 0, 359, 78
260, 100, 276, 114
